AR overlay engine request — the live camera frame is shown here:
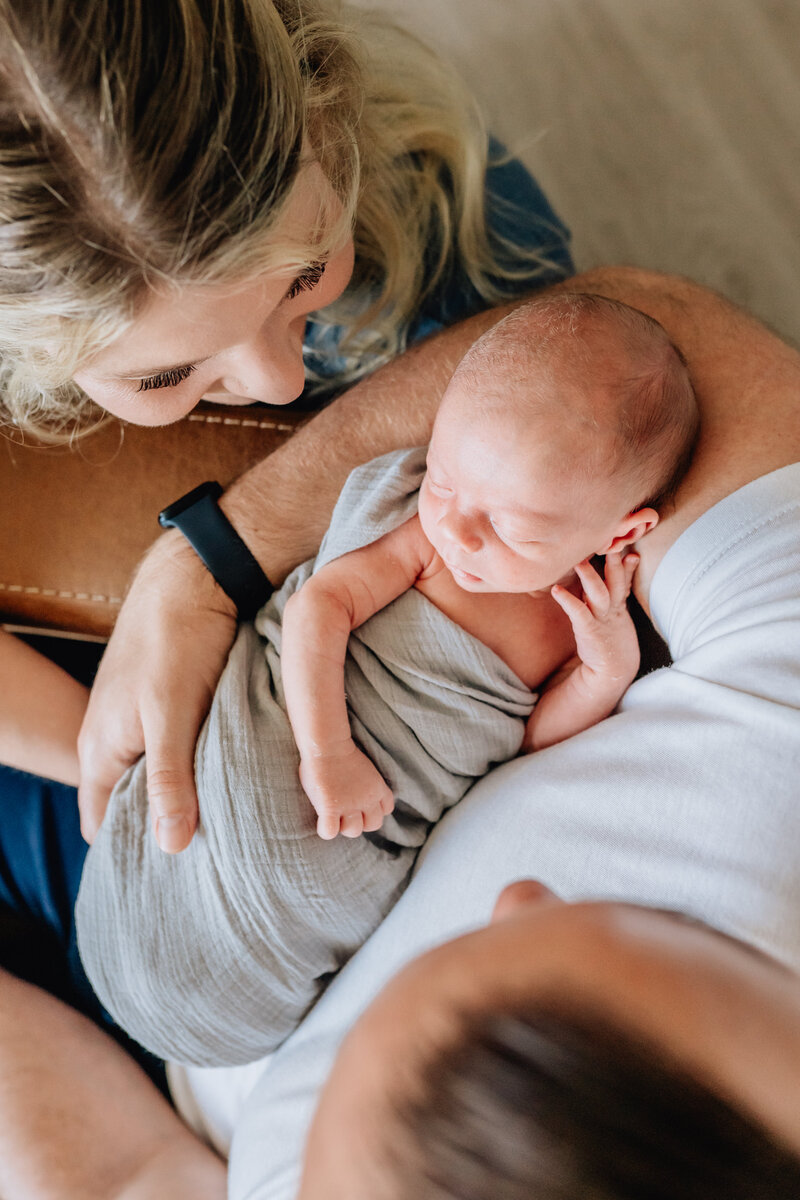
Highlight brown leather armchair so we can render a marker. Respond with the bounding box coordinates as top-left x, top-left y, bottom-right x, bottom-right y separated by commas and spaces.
1, 403, 305, 639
